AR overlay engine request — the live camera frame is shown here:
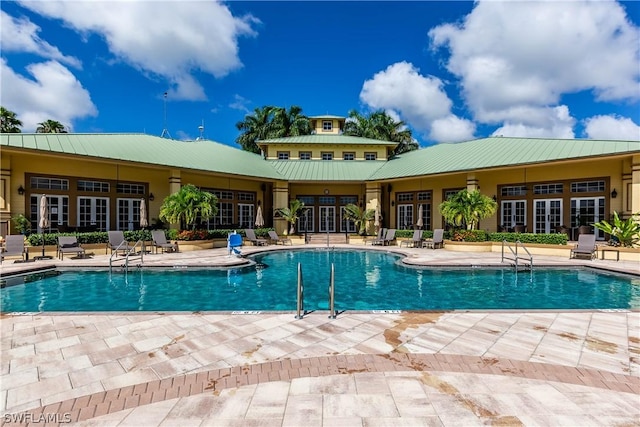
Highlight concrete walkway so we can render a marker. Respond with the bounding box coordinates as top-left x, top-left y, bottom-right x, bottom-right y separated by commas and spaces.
1, 245, 638, 426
